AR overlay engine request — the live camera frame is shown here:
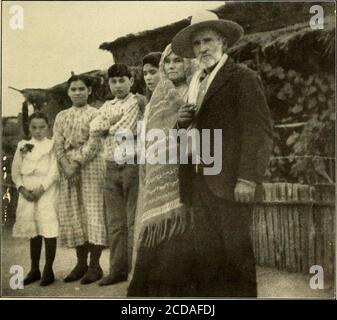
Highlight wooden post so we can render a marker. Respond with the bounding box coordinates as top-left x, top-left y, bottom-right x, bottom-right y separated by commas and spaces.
22, 100, 29, 138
